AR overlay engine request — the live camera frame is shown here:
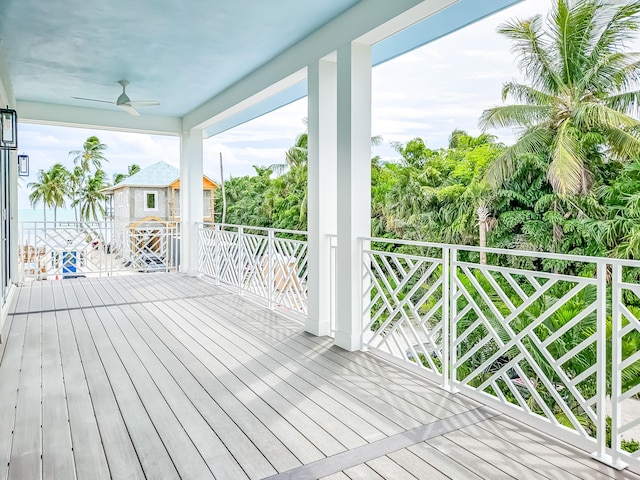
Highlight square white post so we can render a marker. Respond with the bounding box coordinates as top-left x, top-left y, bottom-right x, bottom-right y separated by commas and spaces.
180, 127, 204, 276
307, 58, 337, 337
334, 41, 372, 351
